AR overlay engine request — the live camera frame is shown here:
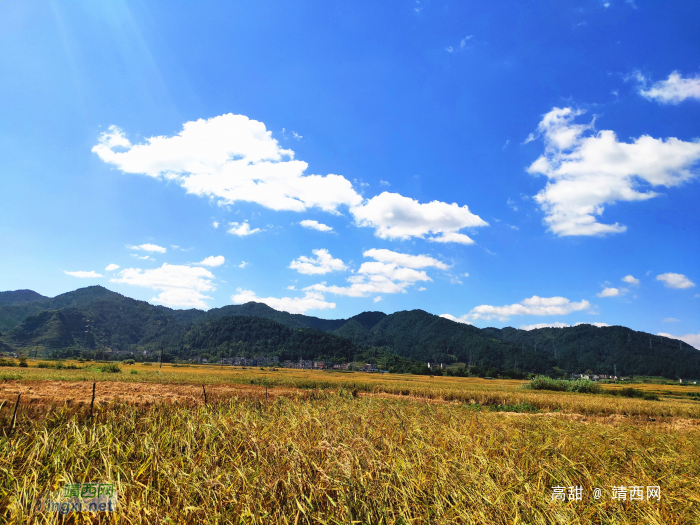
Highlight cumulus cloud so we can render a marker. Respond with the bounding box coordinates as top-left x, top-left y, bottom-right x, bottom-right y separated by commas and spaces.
300, 220, 333, 232
127, 243, 167, 253
520, 322, 571, 330
198, 255, 225, 267
662, 317, 680, 323
110, 263, 215, 308
466, 295, 591, 322
65, 270, 103, 278
93, 115, 362, 213
526, 107, 700, 236
622, 275, 639, 285
104, 264, 120, 272
439, 313, 473, 325
657, 273, 695, 289
639, 71, 700, 104
94, 114, 487, 243
362, 248, 449, 270
350, 192, 487, 243
227, 222, 261, 236
658, 332, 700, 350
231, 288, 335, 314
212, 221, 219, 228
289, 249, 348, 275
597, 287, 624, 297
238, 261, 248, 269
304, 248, 446, 298
373, 296, 382, 303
